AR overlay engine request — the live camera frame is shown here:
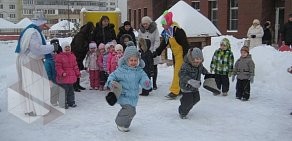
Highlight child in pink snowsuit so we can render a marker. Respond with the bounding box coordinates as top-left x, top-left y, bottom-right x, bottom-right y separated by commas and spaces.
85, 42, 100, 90
55, 41, 80, 109
107, 44, 124, 74
98, 43, 109, 91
